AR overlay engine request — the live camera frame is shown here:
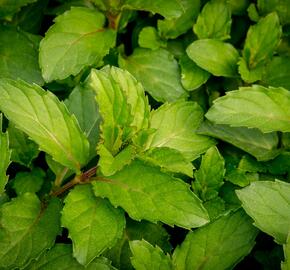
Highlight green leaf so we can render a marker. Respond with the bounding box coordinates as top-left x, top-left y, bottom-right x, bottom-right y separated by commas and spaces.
98, 144, 137, 176
93, 159, 209, 229
62, 185, 125, 266
105, 219, 171, 270
186, 39, 239, 77
257, 0, 290, 25
193, 146, 225, 201
179, 54, 210, 91
197, 120, 280, 161
225, 169, 259, 187
236, 180, 290, 244
119, 48, 188, 103
147, 101, 215, 161
130, 240, 174, 270
262, 56, 290, 90
173, 210, 258, 270
65, 84, 100, 159
0, 194, 61, 269
39, 7, 116, 82
86, 66, 150, 155
8, 122, 39, 167
157, 0, 200, 39
0, 26, 43, 85
139, 147, 194, 177
0, 0, 37, 18
204, 196, 226, 219
27, 244, 116, 270
123, 0, 186, 19
229, 0, 249, 15
193, 0, 232, 40
206, 85, 290, 133
138, 27, 166, 50
0, 115, 10, 194
12, 168, 45, 195
239, 12, 281, 83
282, 234, 290, 270
0, 79, 90, 173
